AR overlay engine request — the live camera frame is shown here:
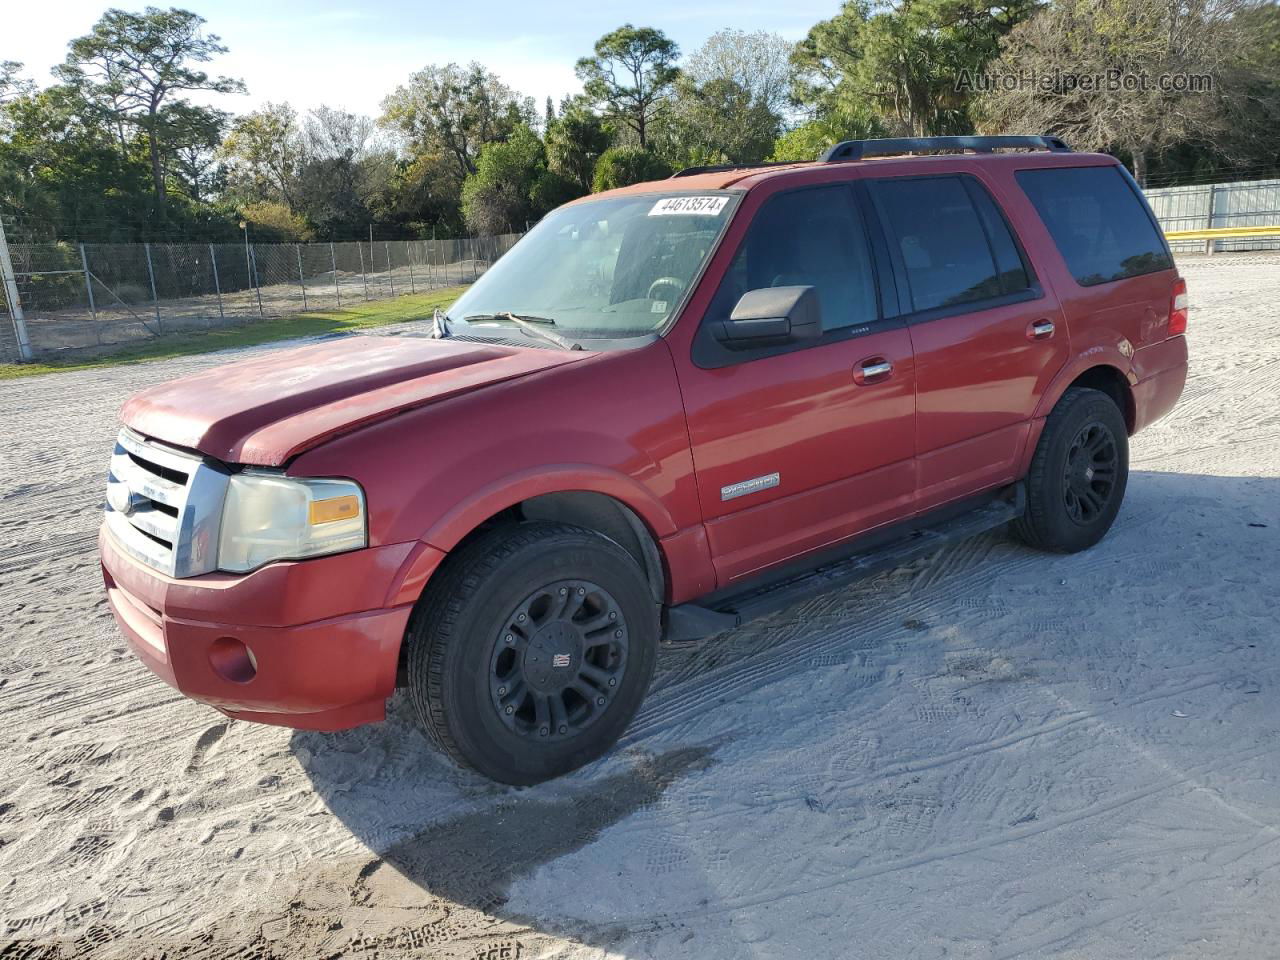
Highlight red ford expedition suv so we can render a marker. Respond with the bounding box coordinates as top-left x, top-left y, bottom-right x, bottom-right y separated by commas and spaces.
100, 136, 1188, 784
